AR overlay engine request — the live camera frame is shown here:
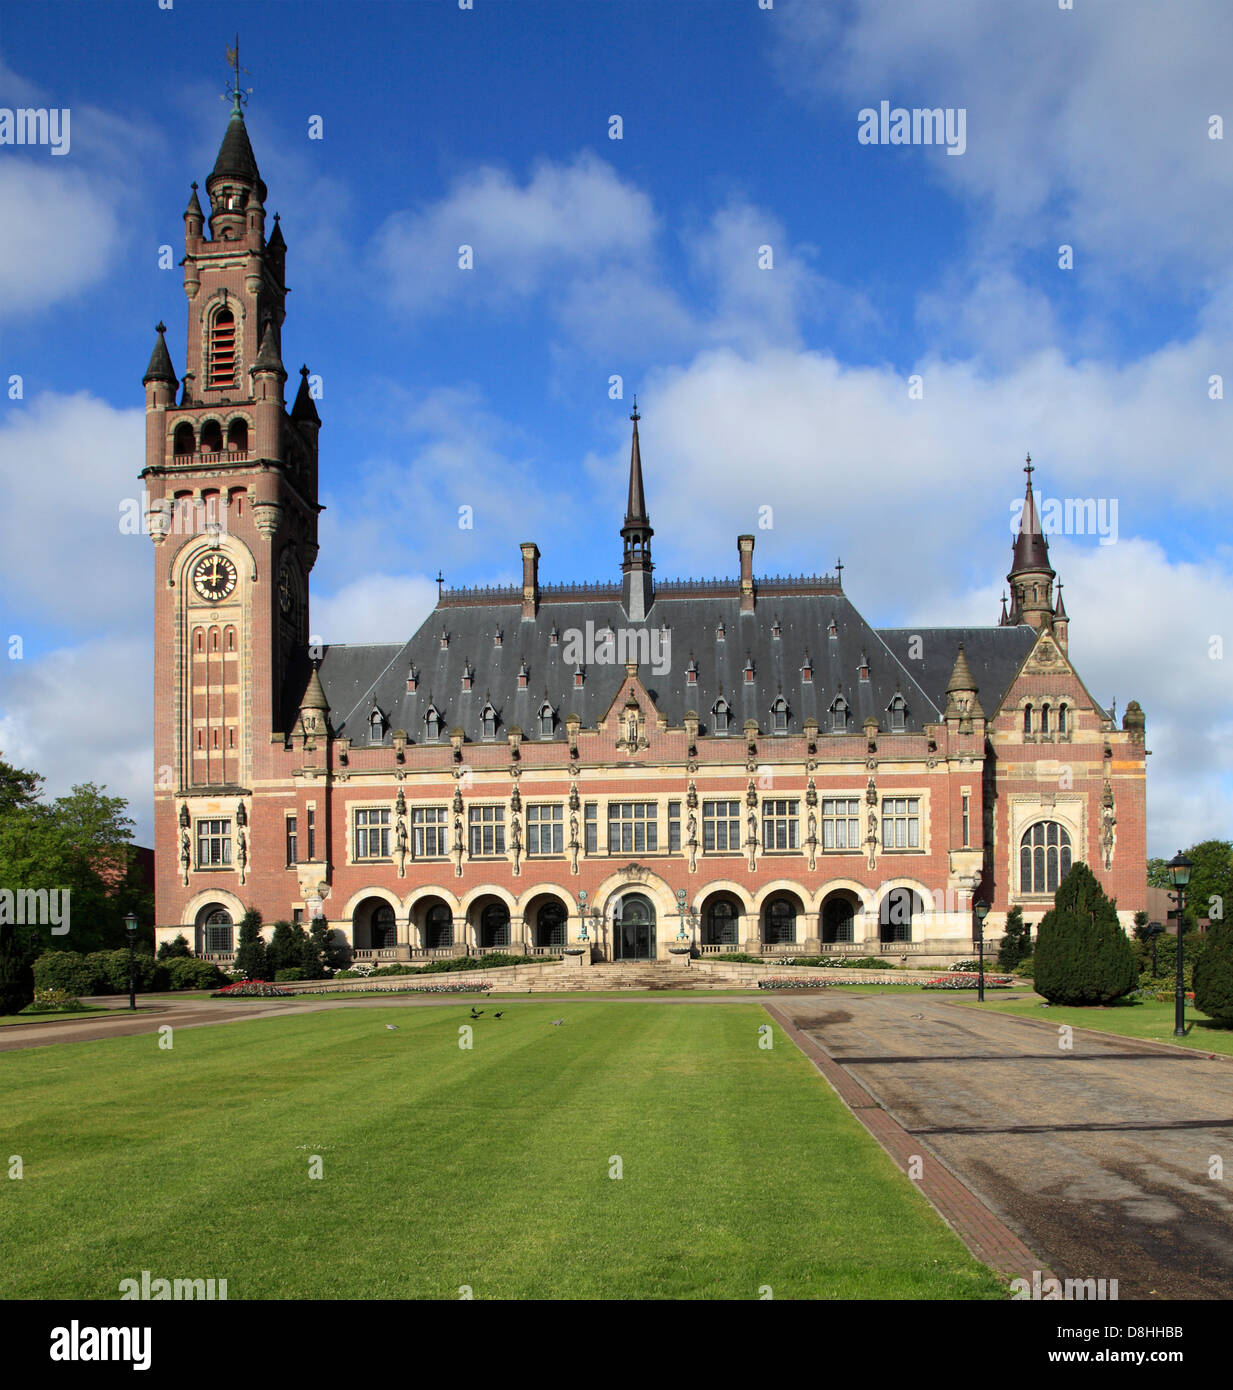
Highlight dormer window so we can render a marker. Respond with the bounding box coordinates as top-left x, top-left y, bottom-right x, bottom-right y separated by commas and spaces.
425, 705, 441, 741
462, 662, 474, 692
829, 696, 849, 733
686, 658, 698, 686
827, 619, 838, 639
574, 667, 584, 688
801, 656, 813, 683
771, 696, 789, 734
481, 702, 497, 739
713, 697, 731, 734
440, 629, 449, 650
406, 666, 418, 693
517, 659, 529, 689
716, 622, 726, 641
743, 658, 755, 684
494, 630, 503, 648
771, 619, 781, 639
888, 694, 906, 732
549, 625, 559, 646
369, 706, 386, 743
539, 703, 555, 738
